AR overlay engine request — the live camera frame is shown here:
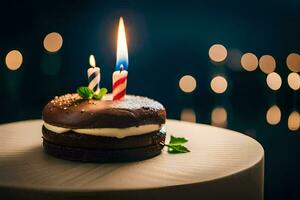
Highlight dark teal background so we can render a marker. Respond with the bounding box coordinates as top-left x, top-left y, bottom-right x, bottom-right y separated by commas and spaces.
0, 1, 299, 199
